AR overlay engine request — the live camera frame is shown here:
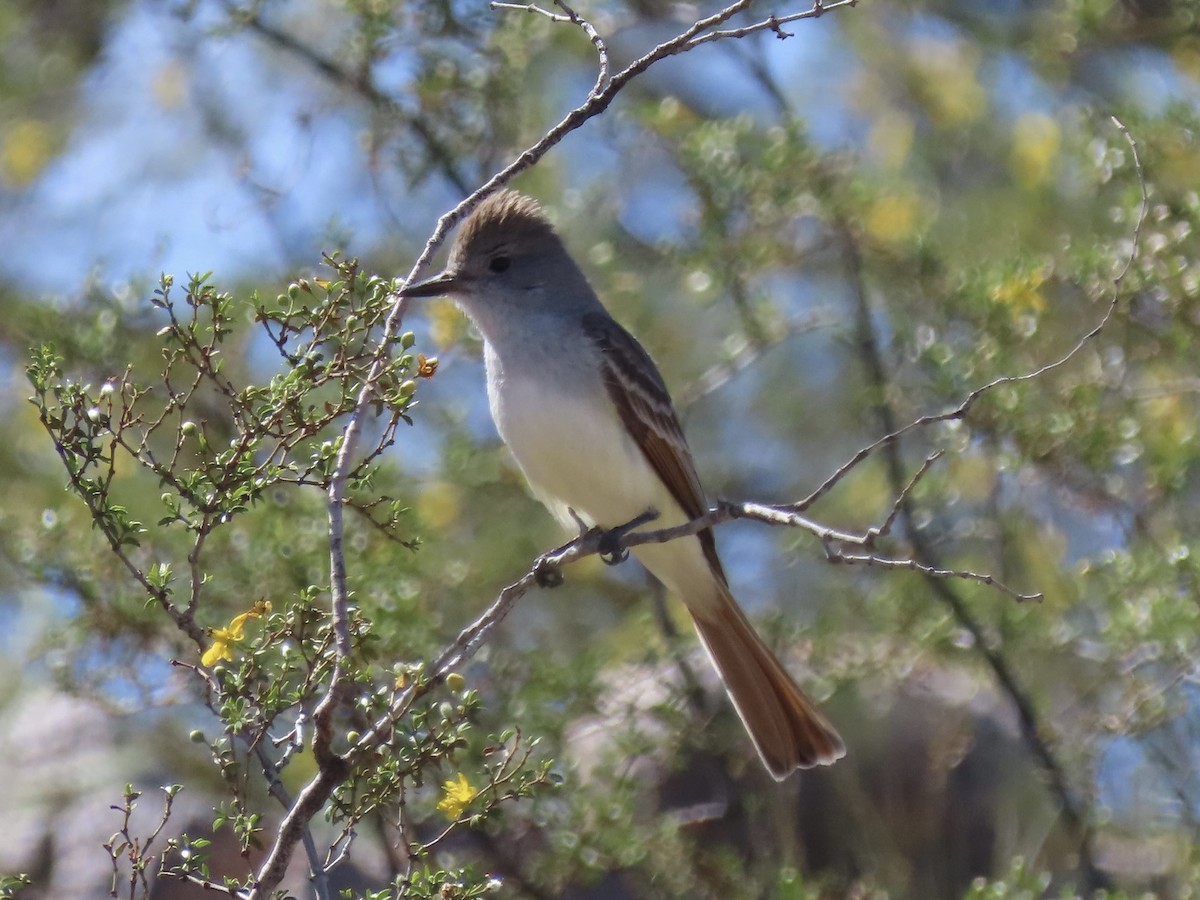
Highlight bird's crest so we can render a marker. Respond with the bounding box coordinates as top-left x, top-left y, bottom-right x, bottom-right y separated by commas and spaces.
451, 190, 561, 264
